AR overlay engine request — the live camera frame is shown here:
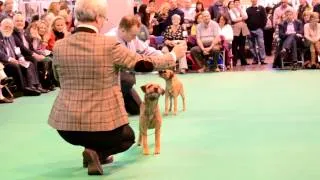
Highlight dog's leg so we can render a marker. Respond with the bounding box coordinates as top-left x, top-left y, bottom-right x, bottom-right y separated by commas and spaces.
173, 96, 178, 115
180, 88, 186, 112
169, 96, 173, 112
164, 94, 169, 115
154, 127, 161, 155
154, 110, 161, 155
142, 130, 149, 155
